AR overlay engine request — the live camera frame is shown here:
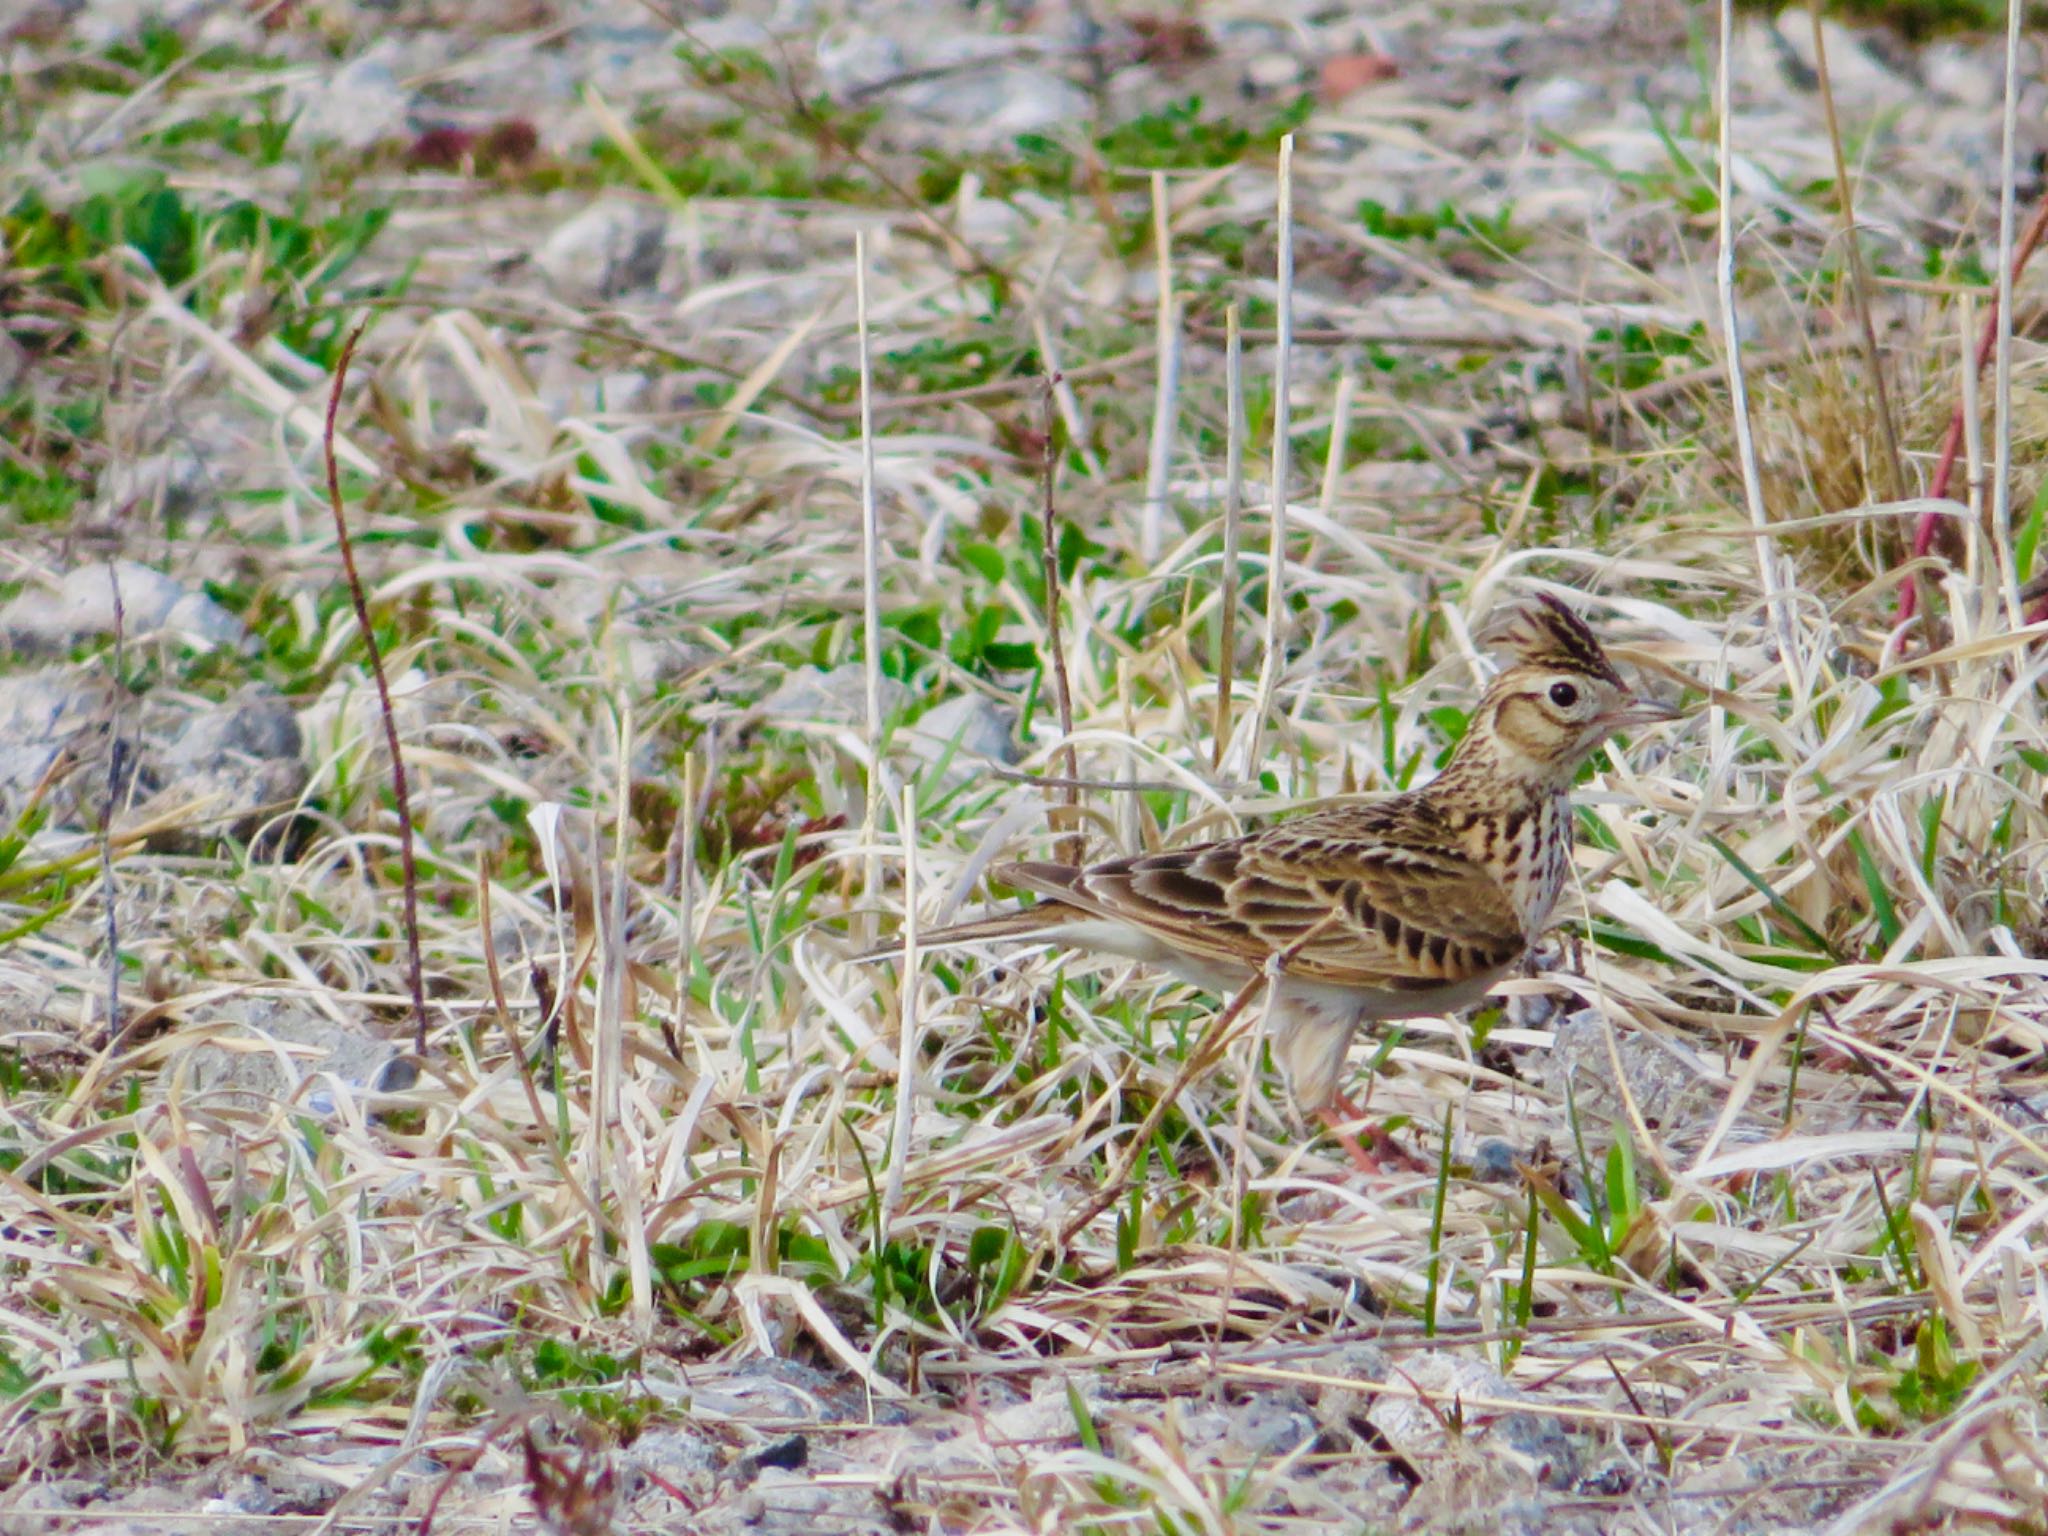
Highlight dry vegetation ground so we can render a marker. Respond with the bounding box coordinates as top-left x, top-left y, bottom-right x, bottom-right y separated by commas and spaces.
4, 1, 2048, 1531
